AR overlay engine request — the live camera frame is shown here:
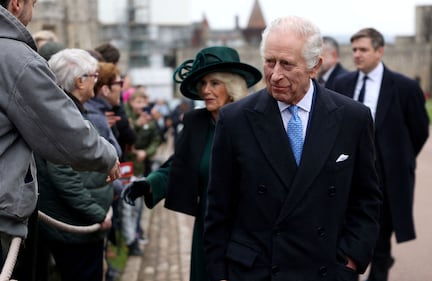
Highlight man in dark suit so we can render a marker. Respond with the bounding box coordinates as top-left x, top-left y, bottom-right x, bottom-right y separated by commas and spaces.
333, 28, 429, 281
318, 36, 348, 90
204, 16, 382, 281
